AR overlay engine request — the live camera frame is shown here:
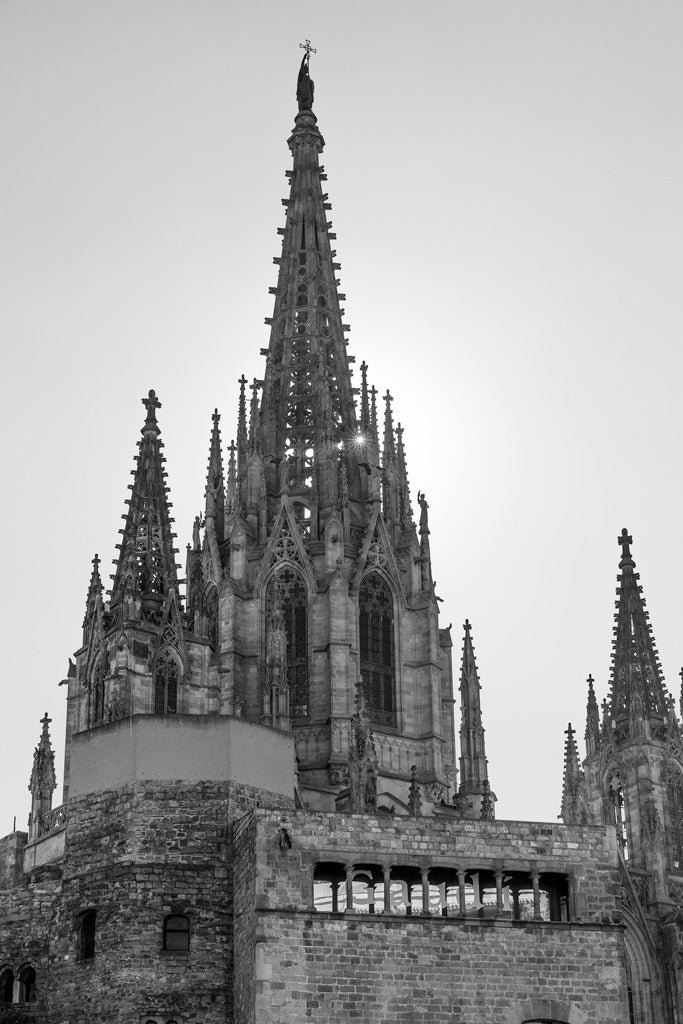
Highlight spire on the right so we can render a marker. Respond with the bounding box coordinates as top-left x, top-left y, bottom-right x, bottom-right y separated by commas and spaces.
609, 528, 669, 726
458, 620, 493, 818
